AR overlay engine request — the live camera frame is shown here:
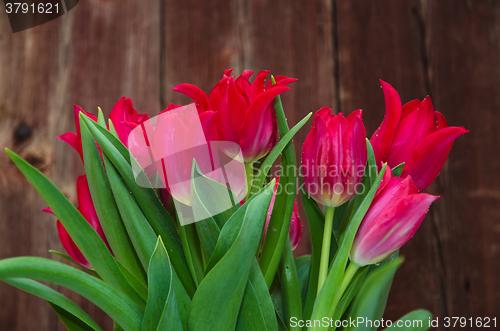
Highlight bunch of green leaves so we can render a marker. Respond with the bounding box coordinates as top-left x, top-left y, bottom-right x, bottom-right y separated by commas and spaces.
1, 90, 432, 331
0, 89, 312, 330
